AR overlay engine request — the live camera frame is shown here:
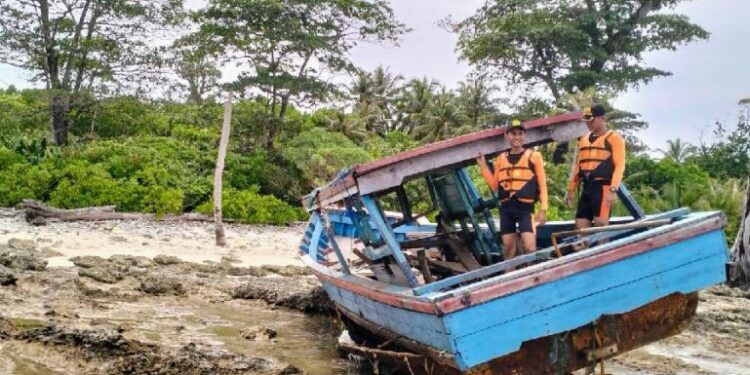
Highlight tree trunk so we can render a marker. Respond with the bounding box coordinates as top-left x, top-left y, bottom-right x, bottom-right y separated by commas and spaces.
729, 177, 750, 290
50, 91, 70, 145
213, 96, 233, 246
22, 200, 216, 225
